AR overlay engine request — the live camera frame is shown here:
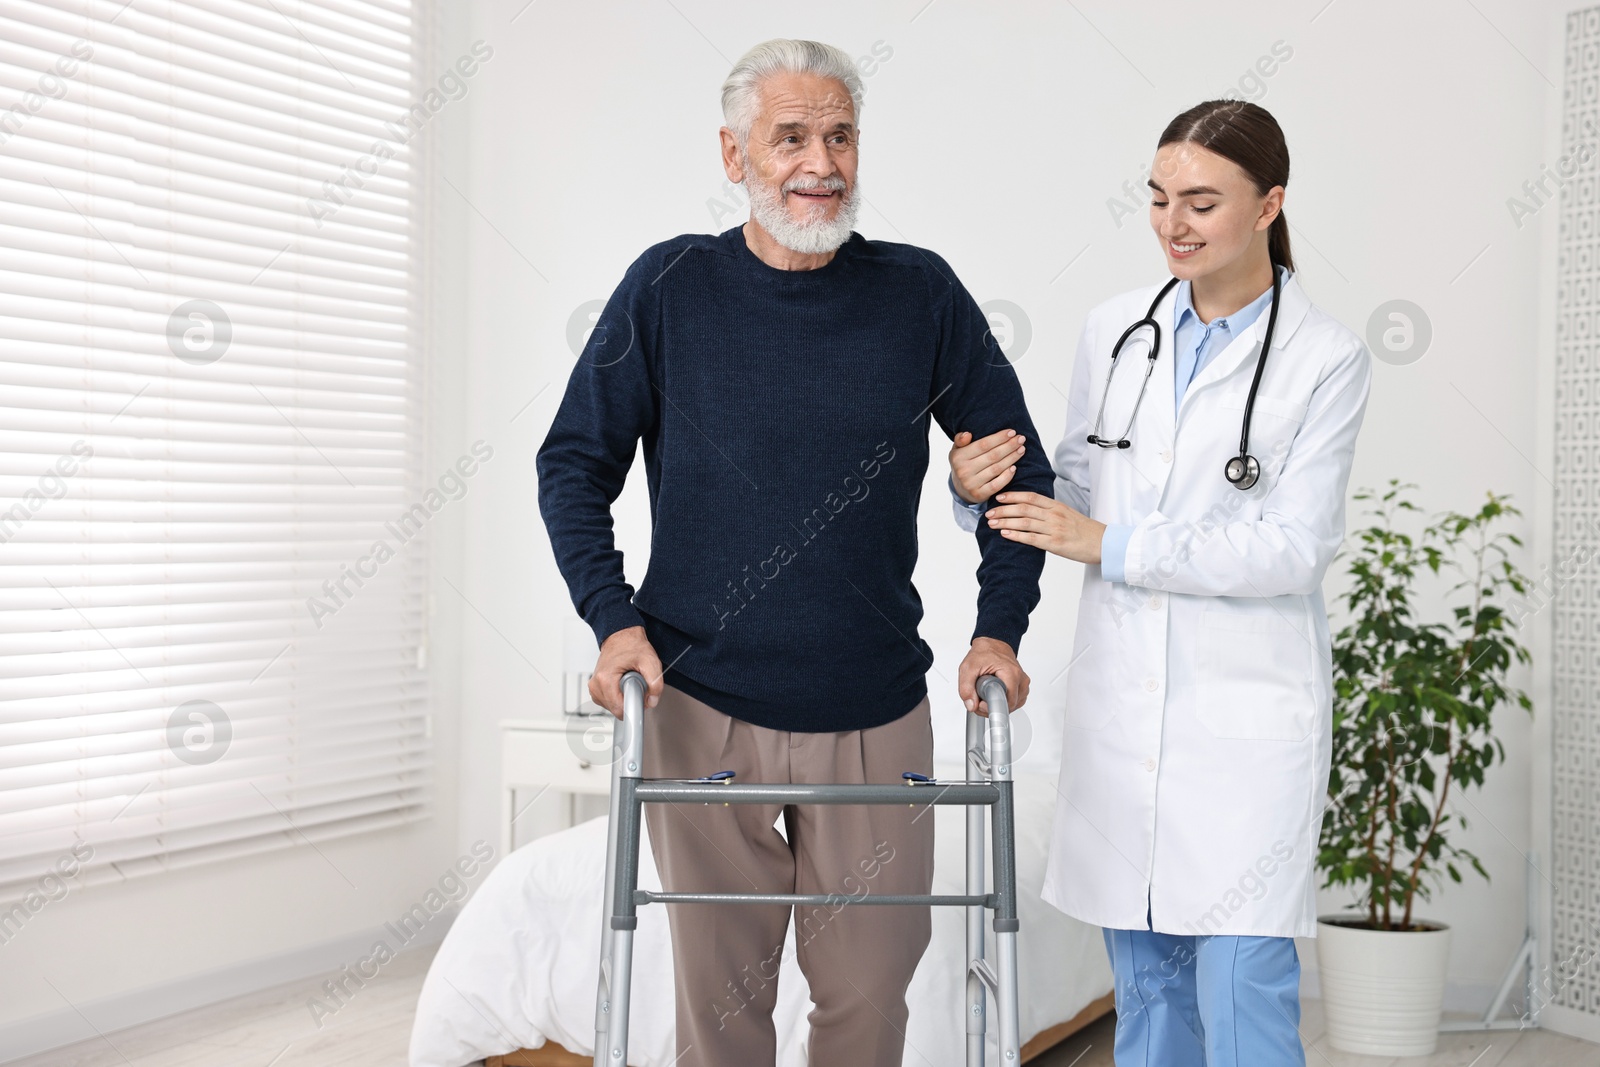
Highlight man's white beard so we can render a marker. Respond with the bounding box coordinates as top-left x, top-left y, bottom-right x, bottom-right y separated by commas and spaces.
742, 153, 858, 256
